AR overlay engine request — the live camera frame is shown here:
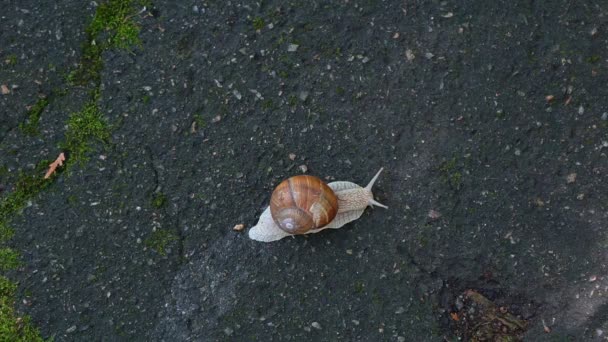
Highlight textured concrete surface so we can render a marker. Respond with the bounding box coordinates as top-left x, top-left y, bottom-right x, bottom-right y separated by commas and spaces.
1, 0, 608, 341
